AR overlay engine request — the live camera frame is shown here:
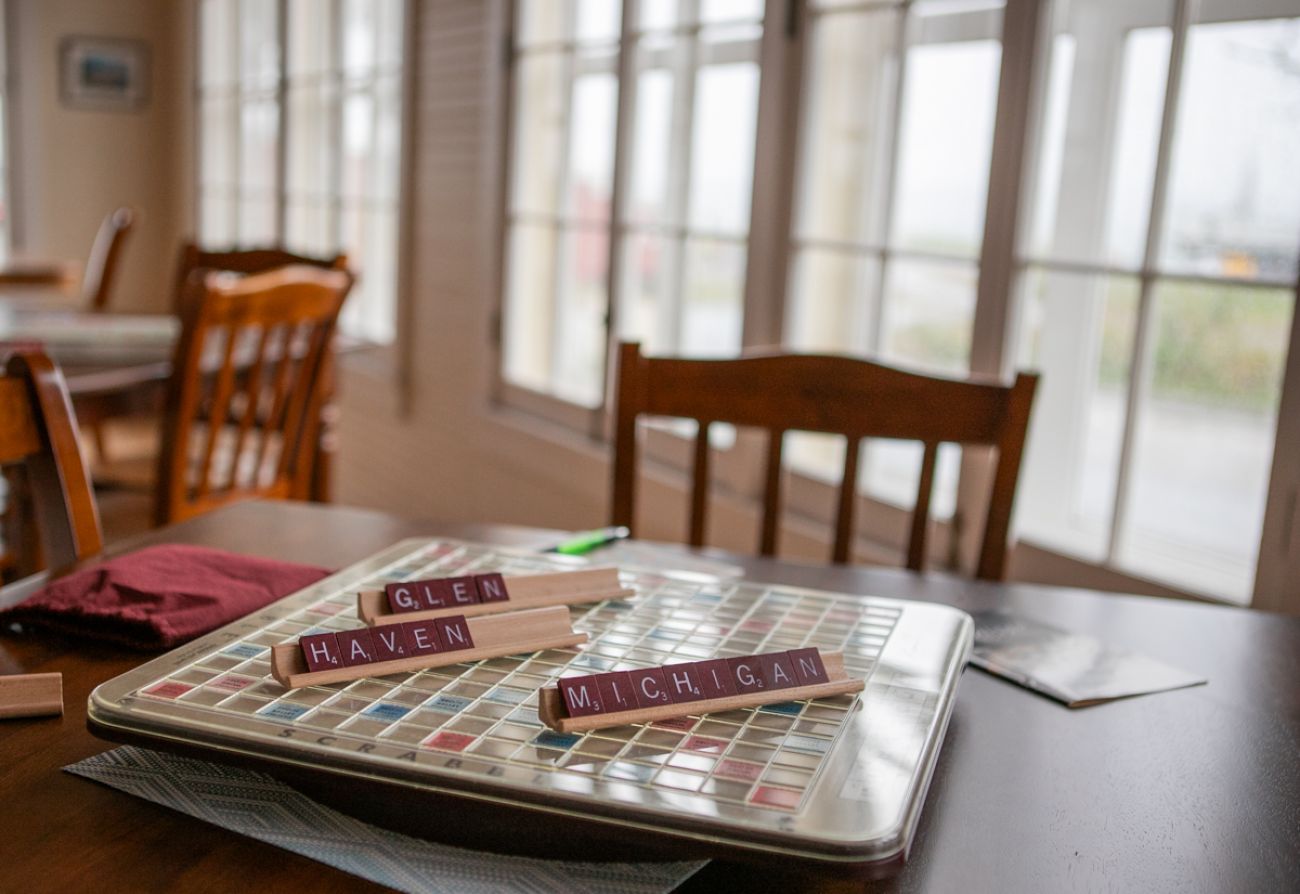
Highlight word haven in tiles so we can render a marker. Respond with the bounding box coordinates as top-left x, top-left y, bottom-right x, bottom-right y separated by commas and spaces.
115, 541, 902, 827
